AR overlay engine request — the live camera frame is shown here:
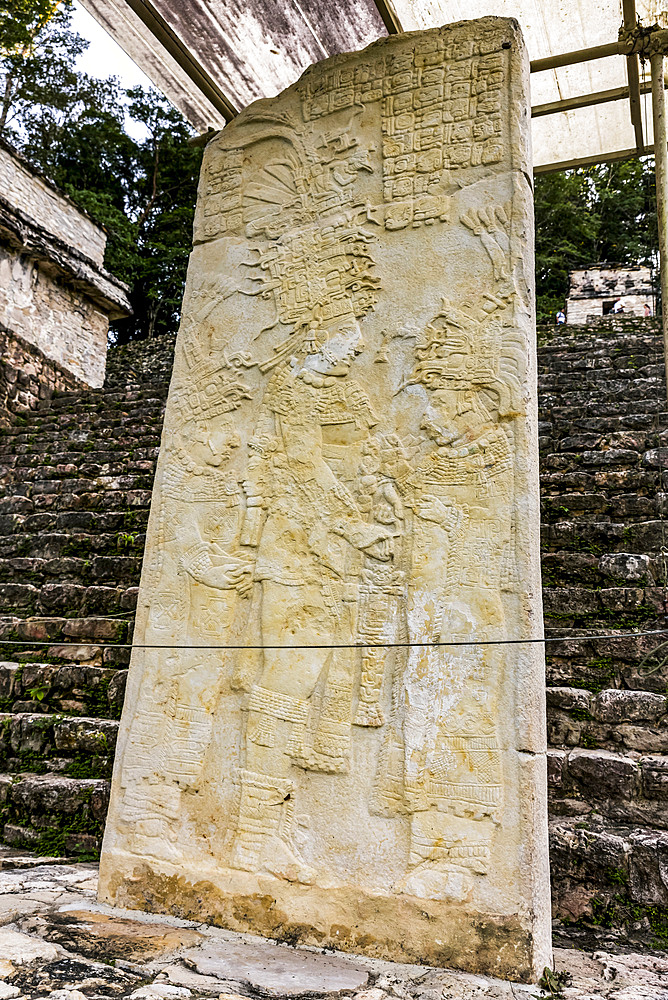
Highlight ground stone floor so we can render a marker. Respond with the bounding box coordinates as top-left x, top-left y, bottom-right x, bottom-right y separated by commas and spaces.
0, 848, 664, 999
